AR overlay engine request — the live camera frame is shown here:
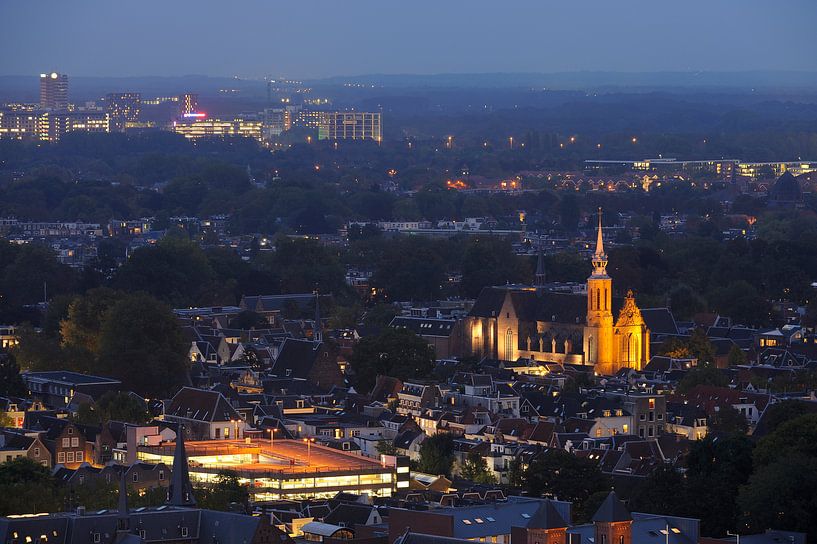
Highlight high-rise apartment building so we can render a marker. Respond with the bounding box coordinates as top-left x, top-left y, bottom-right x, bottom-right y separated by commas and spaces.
39, 72, 69, 110
318, 112, 382, 142
179, 93, 199, 115
106, 92, 142, 131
